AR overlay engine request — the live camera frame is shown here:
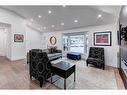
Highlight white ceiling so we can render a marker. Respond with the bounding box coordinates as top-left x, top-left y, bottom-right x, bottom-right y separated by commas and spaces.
3, 6, 121, 32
